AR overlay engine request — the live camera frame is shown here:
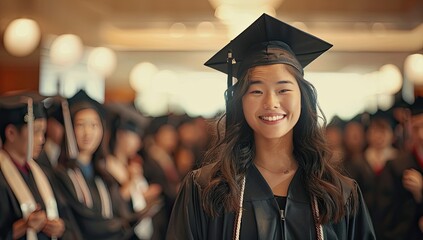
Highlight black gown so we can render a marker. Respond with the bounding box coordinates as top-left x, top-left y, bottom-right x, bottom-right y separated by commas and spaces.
167, 164, 376, 240
0, 163, 81, 240
377, 151, 423, 240
55, 164, 137, 240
